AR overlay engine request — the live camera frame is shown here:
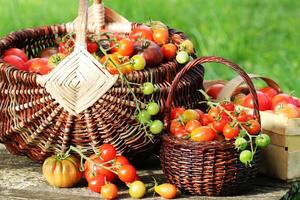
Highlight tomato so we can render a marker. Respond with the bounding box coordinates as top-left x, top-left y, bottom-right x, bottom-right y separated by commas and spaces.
171, 128, 189, 138
208, 107, 221, 122
235, 137, 248, 150
220, 102, 235, 111
244, 119, 261, 135
130, 25, 154, 41
256, 134, 271, 148
146, 102, 160, 115
170, 107, 185, 120
150, 120, 164, 134
181, 109, 200, 123
141, 82, 155, 95
180, 40, 194, 54
206, 84, 225, 100
243, 91, 271, 111
128, 180, 146, 199
114, 155, 129, 168
58, 41, 74, 55
233, 93, 247, 106
42, 155, 82, 188
235, 110, 248, 122
88, 174, 106, 193
155, 183, 177, 199
239, 150, 252, 165
3, 55, 27, 71
190, 126, 216, 142
161, 43, 177, 61
170, 120, 185, 134
185, 120, 202, 132
58, 42, 67, 54
100, 54, 121, 75
200, 113, 211, 126
87, 42, 99, 54
115, 38, 134, 57
212, 116, 229, 133
153, 27, 169, 45
260, 86, 279, 100
135, 40, 163, 67
272, 93, 299, 110
176, 51, 190, 64
137, 110, 151, 123
38, 47, 59, 58
117, 164, 137, 183
223, 123, 240, 140
274, 103, 300, 118
100, 144, 117, 162
28, 58, 52, 75
101, 183, 118, 200
131, 55, 146, 71
48, 53, 66, 67
3, 48, 28, 62
25, 58, 39, 70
